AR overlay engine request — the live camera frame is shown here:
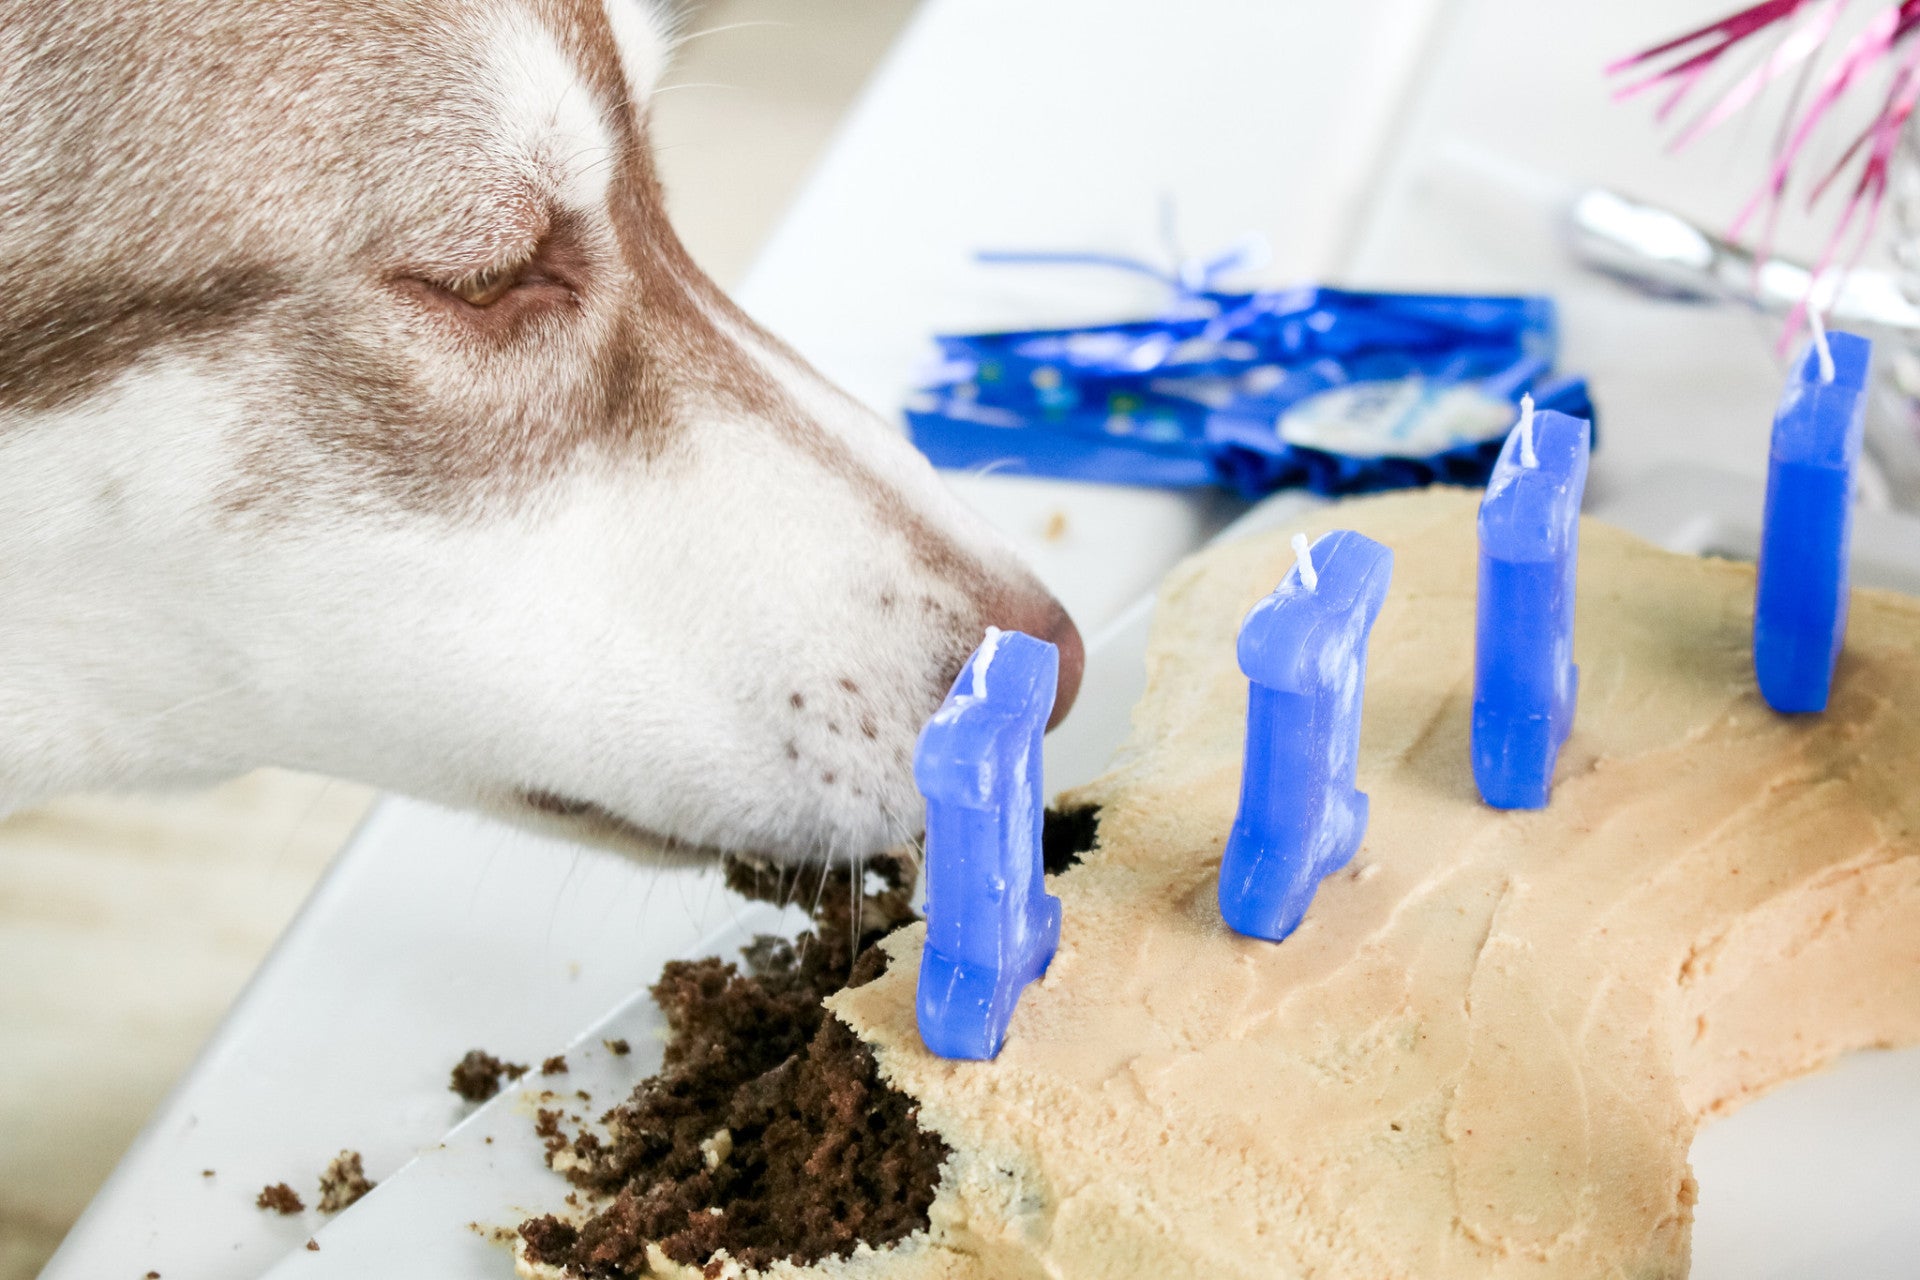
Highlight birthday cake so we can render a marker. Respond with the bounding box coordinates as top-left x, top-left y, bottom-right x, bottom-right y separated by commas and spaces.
520, 485, 1920, 1279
